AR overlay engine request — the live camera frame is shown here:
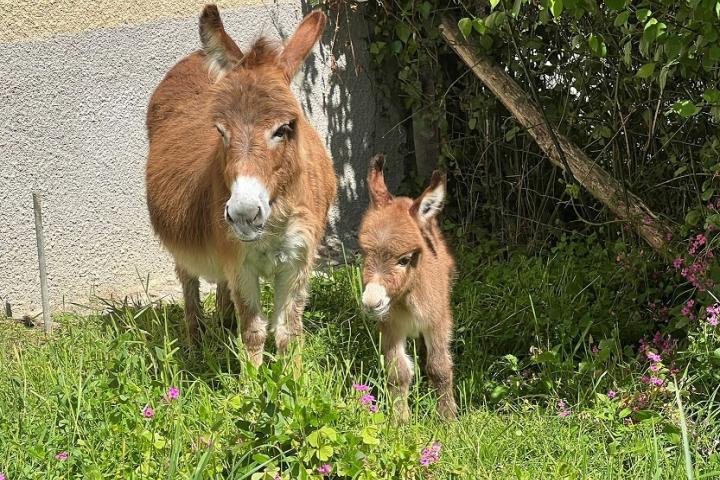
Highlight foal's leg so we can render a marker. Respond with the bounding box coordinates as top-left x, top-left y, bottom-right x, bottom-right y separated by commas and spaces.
175, 265, 201, 340
229, 269, 266, 367
424, 326, 458, 419
380, 323, 413, 423
272, 264, 309, 362
215, 281, 236, 332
